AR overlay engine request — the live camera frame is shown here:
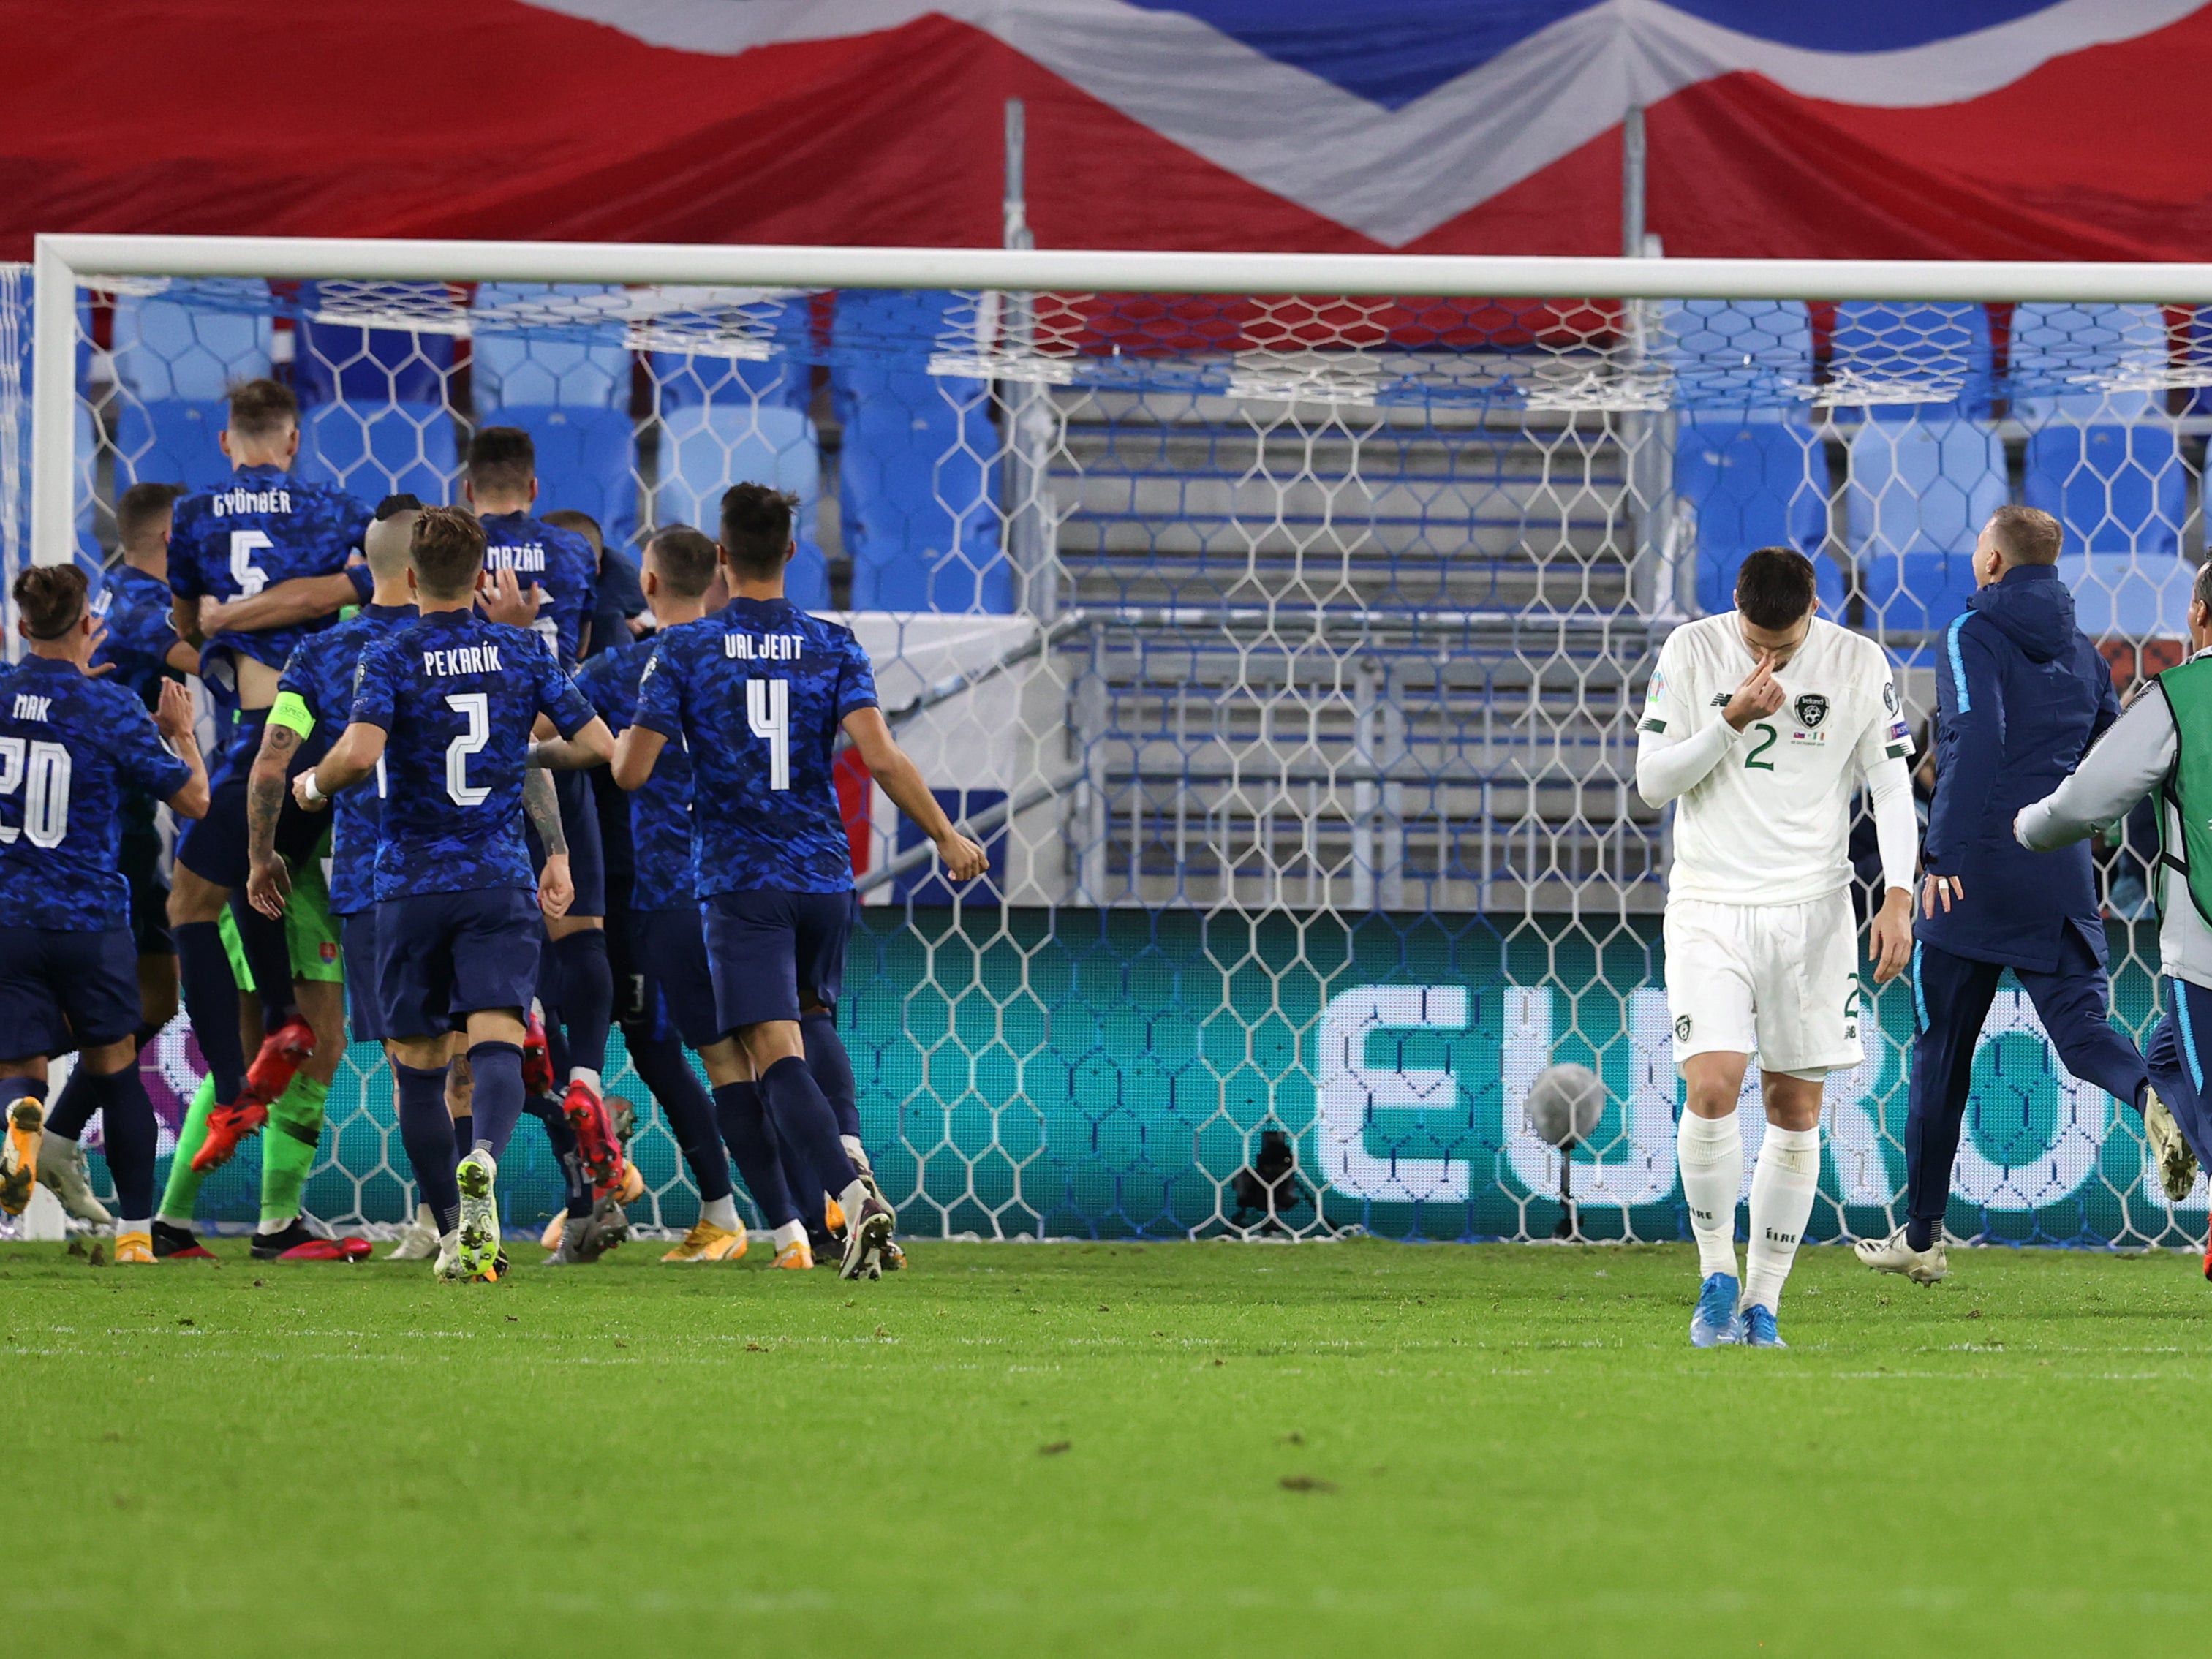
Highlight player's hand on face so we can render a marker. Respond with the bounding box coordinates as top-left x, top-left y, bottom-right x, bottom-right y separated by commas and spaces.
537, 853, 574, 918
1870, 887, 1914, 984
1921, 873, 1964, 918
154, 679, 196, 746
290, 771, 330, 812
246, 854, 292, 920
937, 832, 989, 883
1723, 651, 1787, 731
